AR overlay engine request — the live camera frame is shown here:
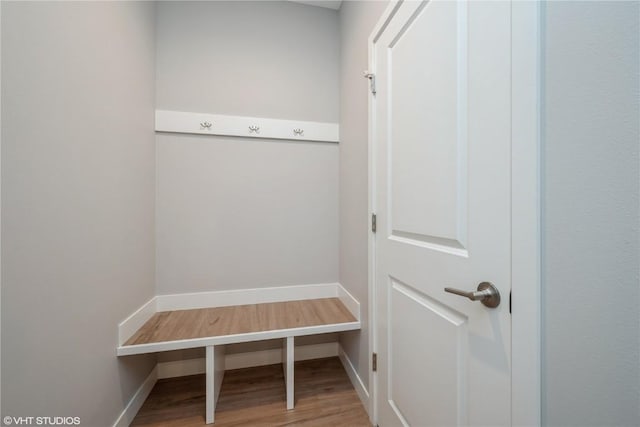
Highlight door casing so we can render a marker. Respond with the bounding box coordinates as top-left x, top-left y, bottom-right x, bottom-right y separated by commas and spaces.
366, 1, 541, 425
